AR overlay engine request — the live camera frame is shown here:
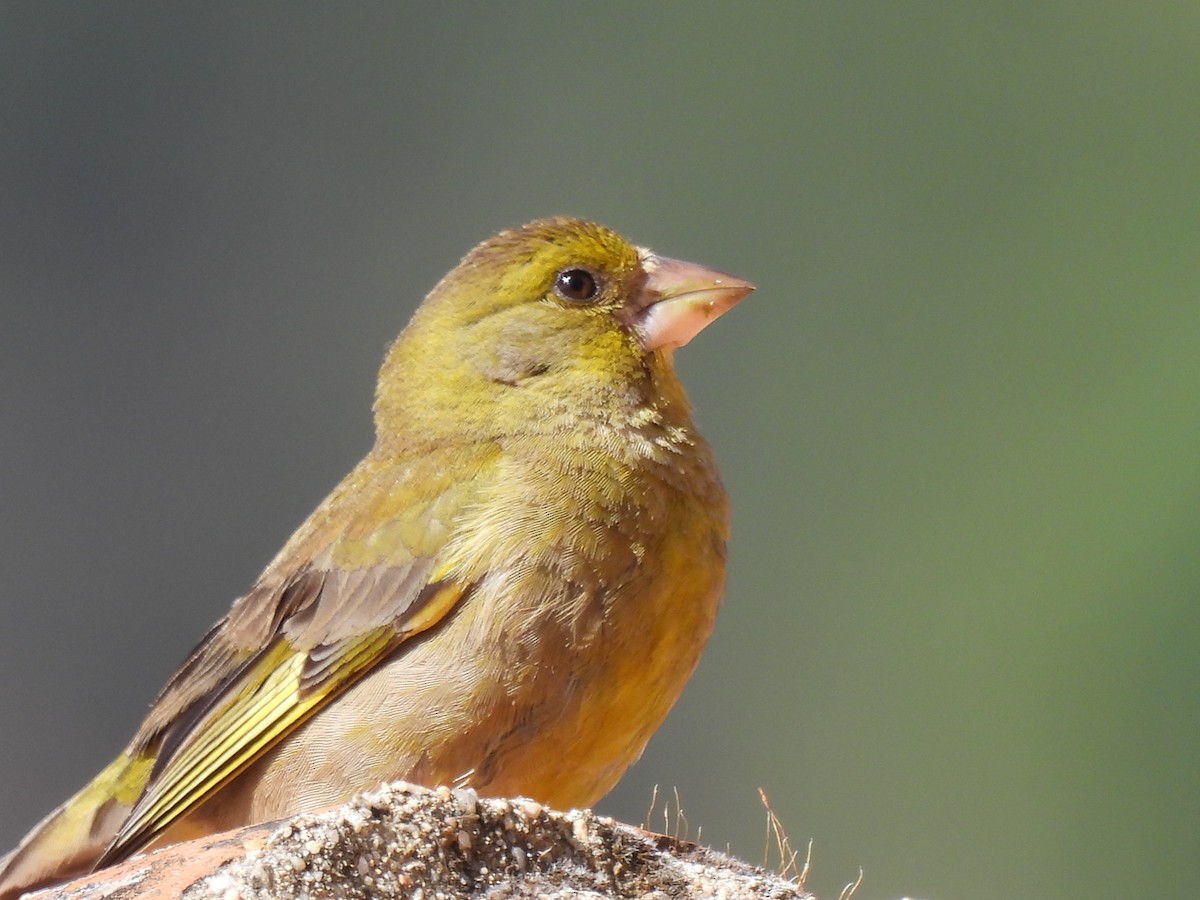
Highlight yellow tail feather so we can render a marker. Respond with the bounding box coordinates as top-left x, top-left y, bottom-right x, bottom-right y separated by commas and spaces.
0, 752, 153, 899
